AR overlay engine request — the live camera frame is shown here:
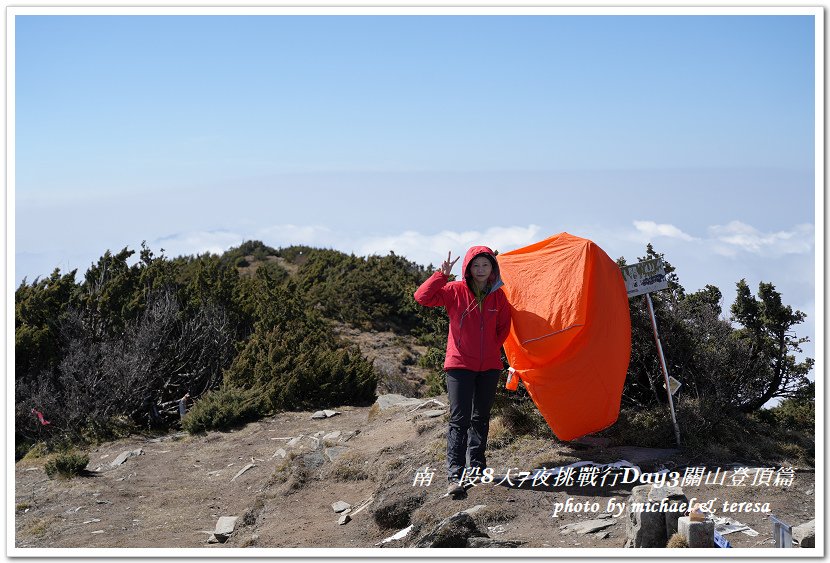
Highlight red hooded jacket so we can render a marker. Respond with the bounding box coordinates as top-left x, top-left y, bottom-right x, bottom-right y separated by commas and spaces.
414, 246, 512, 371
